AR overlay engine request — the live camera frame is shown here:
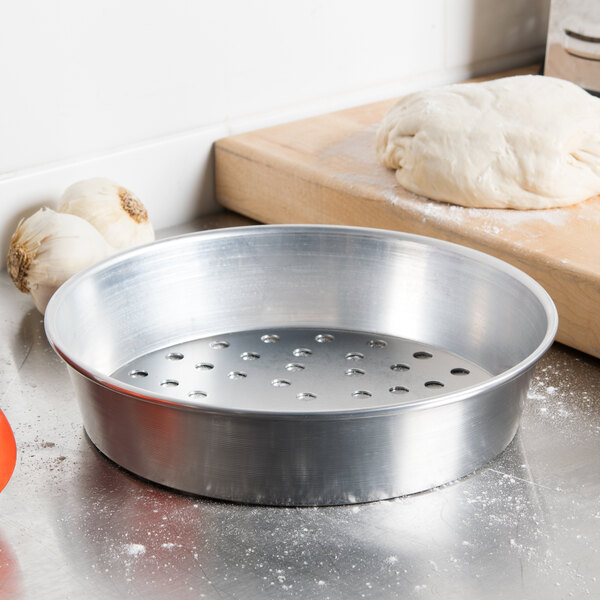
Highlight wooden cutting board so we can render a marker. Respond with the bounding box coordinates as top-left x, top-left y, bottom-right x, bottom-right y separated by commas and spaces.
215, 67, 600, 359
